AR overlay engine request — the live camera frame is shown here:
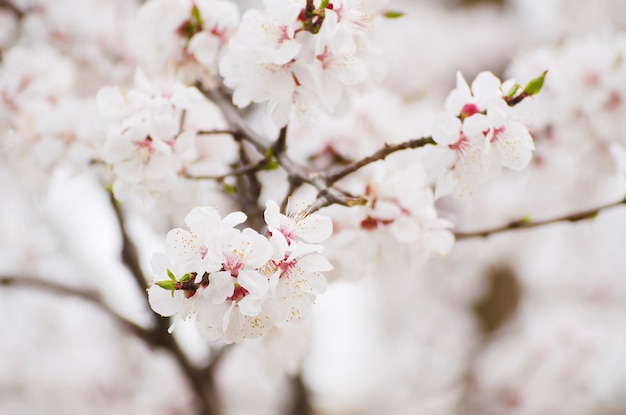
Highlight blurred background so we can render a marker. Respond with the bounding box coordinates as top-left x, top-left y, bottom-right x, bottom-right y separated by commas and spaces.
3, 0, 626, 414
